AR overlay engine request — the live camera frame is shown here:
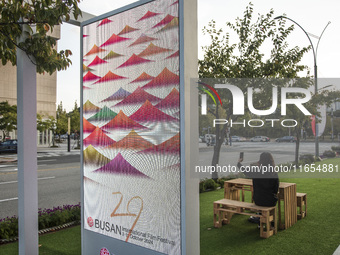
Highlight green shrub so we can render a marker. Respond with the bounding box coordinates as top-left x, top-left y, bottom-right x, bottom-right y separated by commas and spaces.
199, 174, 246, 193
199, 180, 206, 193
331, 146, 340, 152
0, 204, 81, 240
0, 216, 18, 240
299, 154, 315, 164
217, 178, 228, 188
204, 179, 219, 191
323, 150, 336, 158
